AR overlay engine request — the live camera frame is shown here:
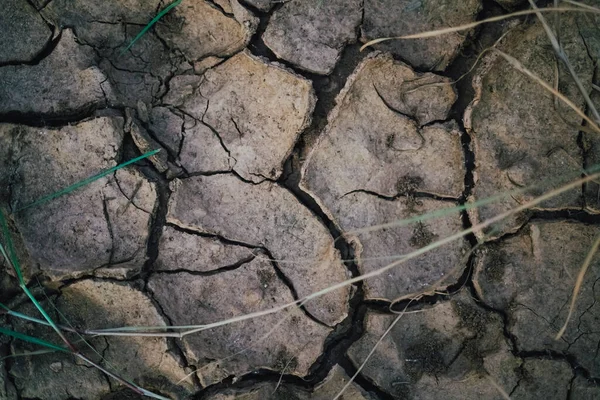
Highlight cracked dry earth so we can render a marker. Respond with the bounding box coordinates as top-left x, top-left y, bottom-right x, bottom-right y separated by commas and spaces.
0, 0, 600, 399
